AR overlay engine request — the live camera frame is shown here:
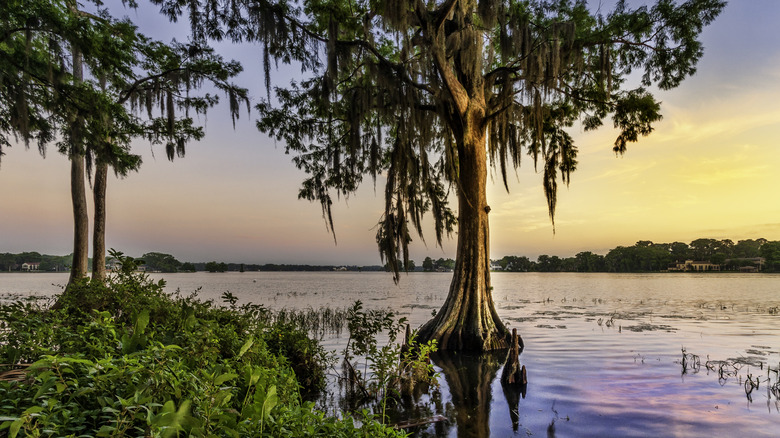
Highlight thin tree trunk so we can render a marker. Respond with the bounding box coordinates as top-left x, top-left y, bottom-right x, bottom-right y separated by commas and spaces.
67, 45, 89, 286
68, 155, 90, 284
418, 113, 510, 351
91, 161, 107, 282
